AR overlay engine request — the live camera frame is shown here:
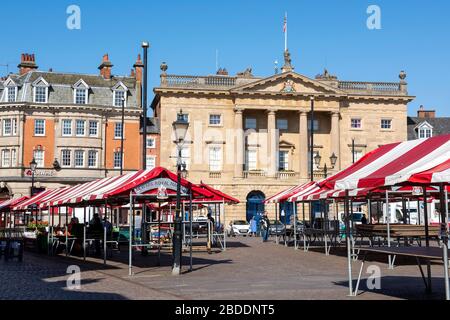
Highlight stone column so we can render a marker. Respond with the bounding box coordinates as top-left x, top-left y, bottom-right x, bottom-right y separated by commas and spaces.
330, 111, 341, 170
267, 110, 277, 177
234, 108, 244, 178
299, 111, 309, 180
